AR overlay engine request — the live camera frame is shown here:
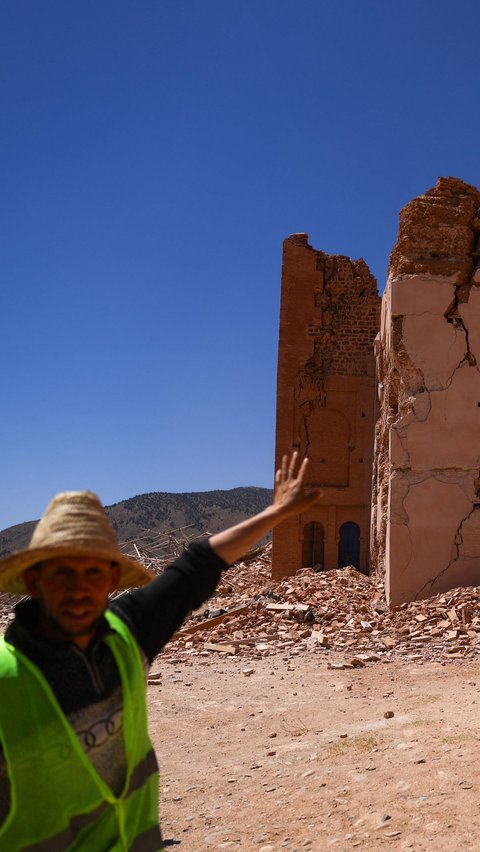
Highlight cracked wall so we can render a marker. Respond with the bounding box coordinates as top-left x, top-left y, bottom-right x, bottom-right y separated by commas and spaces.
273, 234, 380, 579
371, 177, 480, 604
